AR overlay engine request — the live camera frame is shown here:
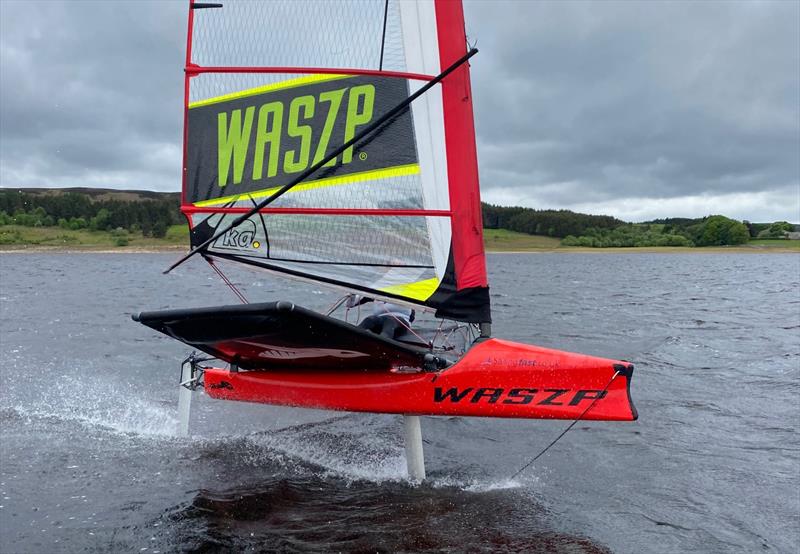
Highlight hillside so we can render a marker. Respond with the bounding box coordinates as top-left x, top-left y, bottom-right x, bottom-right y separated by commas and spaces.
0, 187, 182, 244
0, 187, 797, 251
15, 187, 180, 202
